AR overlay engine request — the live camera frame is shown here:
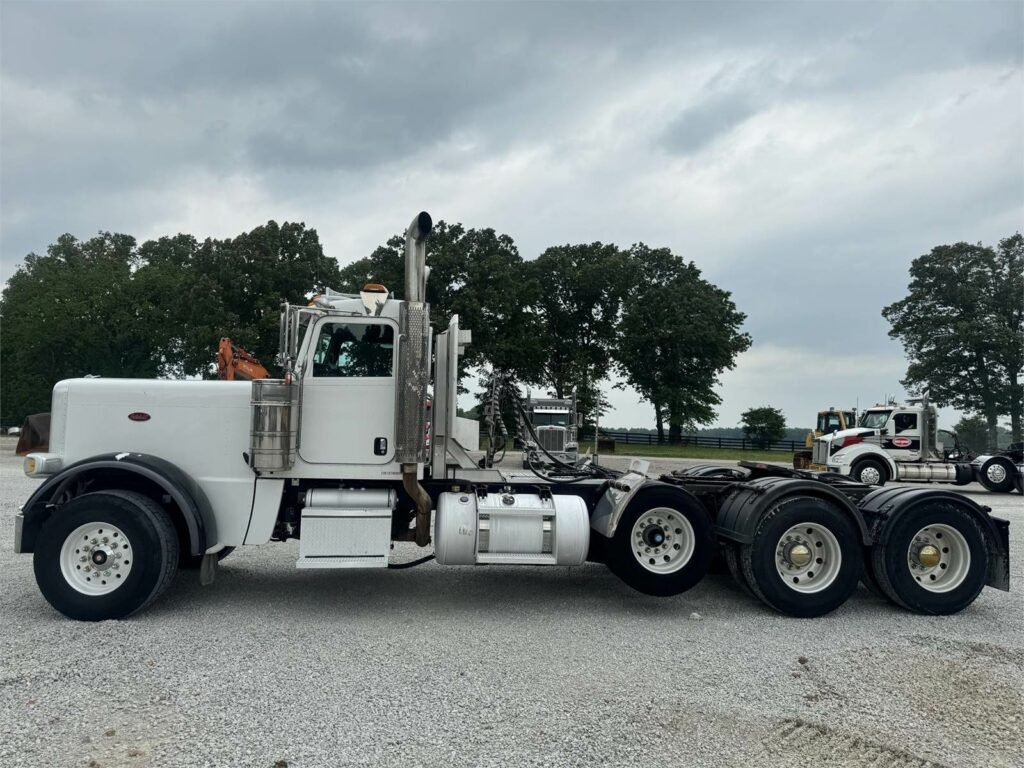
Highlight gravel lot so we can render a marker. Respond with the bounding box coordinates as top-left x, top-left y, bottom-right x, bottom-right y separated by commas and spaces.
1, 440, 1022, 768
